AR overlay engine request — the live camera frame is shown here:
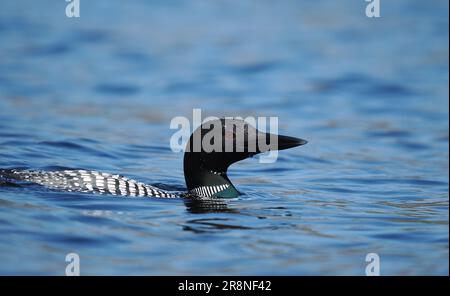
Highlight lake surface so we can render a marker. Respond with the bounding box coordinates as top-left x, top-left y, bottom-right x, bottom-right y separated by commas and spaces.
0, 0, 448, 275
